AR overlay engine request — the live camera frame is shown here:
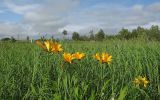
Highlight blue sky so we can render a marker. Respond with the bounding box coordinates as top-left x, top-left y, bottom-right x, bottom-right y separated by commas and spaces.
0, 0, 160, 38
